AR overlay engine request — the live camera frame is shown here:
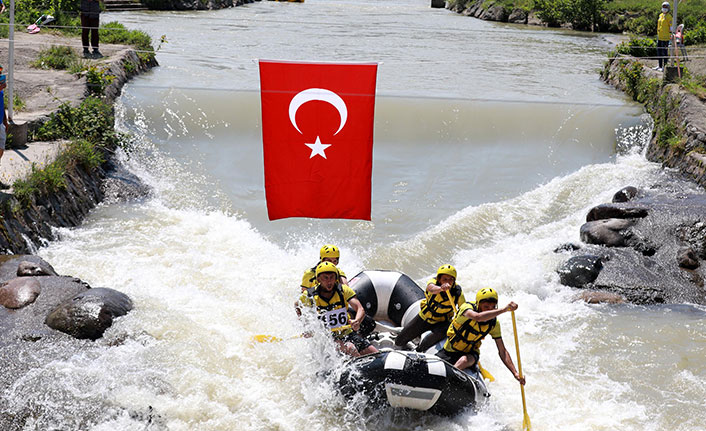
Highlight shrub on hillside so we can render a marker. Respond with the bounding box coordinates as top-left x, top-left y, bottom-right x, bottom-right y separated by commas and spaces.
616, 36, 655, 58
